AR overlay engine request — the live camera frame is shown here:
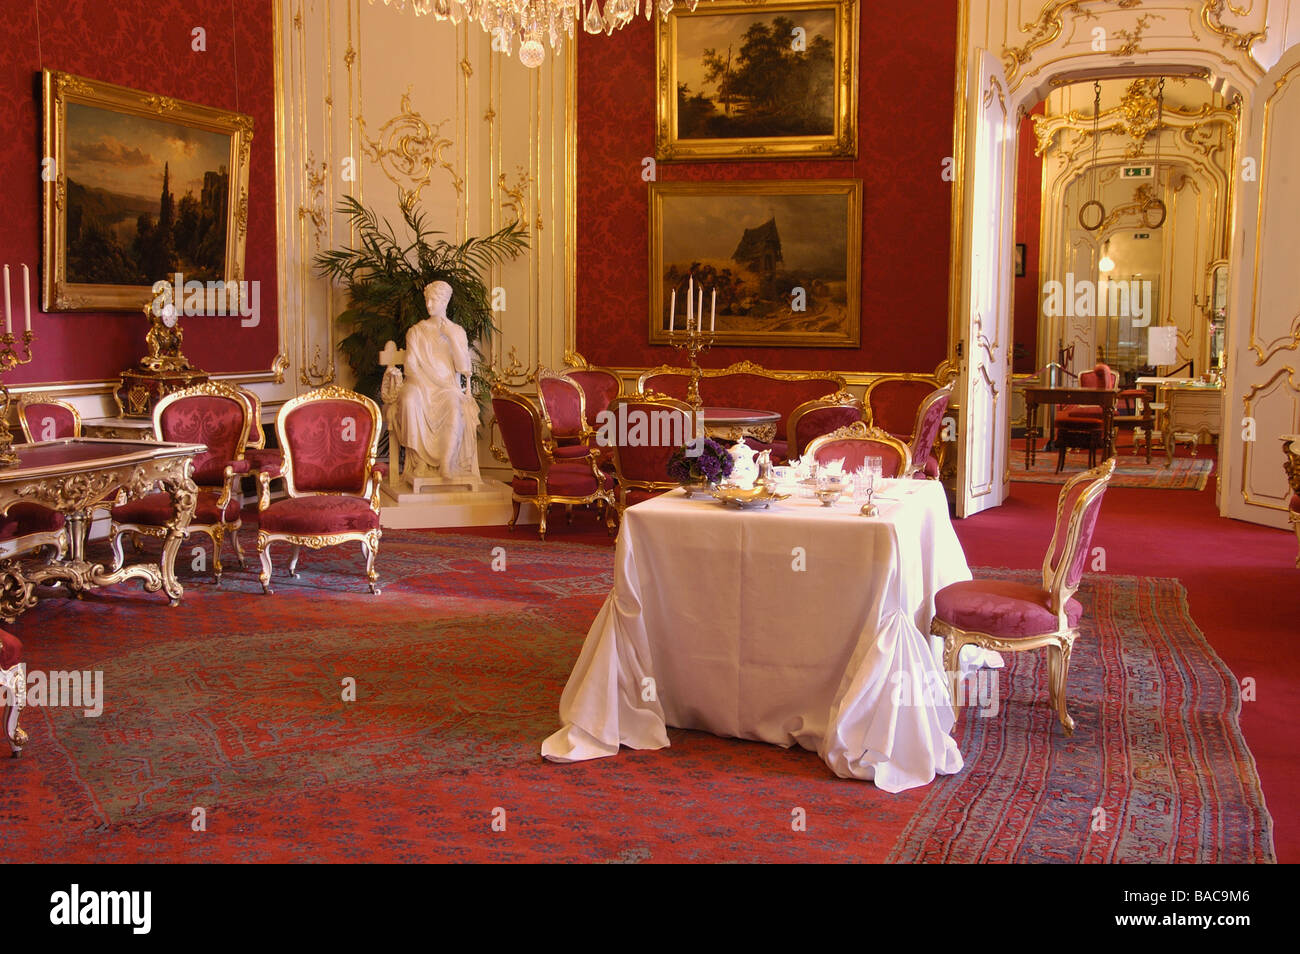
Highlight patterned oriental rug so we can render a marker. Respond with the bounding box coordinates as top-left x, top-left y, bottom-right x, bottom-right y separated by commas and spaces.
1, 534, 1273, 863
1010, 454, 1214, 490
